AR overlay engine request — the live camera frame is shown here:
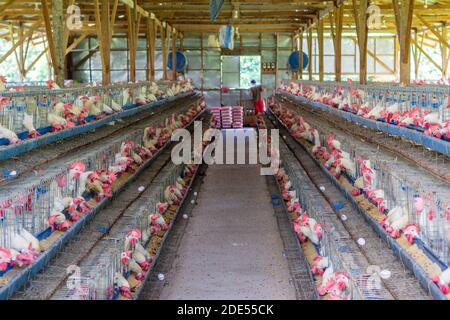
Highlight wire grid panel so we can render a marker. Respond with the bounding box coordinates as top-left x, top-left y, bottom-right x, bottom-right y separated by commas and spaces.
281, 101, 449, 266
0, 81, 178, 134
0, 126, 148, 248
278, 142, 371, 300
291, 80, 450, 123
